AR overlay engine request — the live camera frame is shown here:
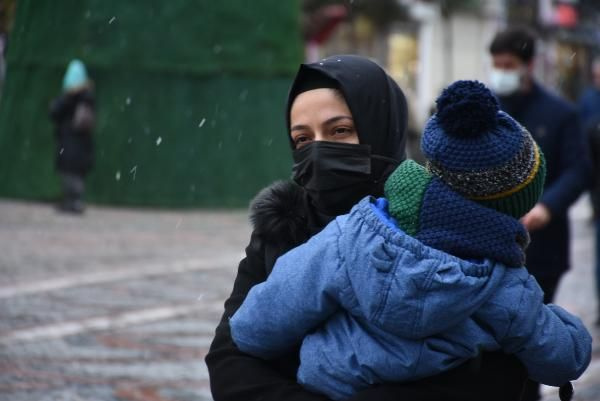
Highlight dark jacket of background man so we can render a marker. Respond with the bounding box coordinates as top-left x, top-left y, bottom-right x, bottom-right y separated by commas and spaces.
499, 82, 589, 288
